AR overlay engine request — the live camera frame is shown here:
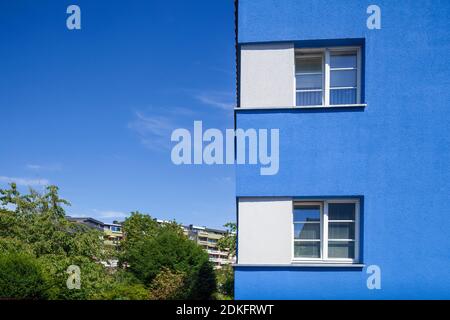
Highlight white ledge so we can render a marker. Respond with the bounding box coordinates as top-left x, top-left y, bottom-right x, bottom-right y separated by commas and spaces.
234, 104, 367, 111
233, 263, 365, 268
